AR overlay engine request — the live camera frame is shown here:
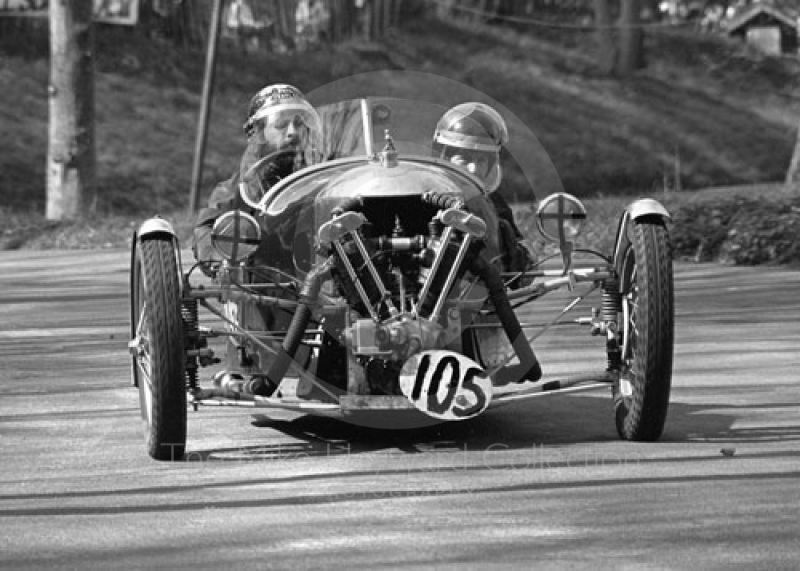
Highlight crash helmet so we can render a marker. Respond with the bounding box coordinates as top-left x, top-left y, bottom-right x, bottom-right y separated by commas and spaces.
432, 102, 508, 193
243, 83, 323, 156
